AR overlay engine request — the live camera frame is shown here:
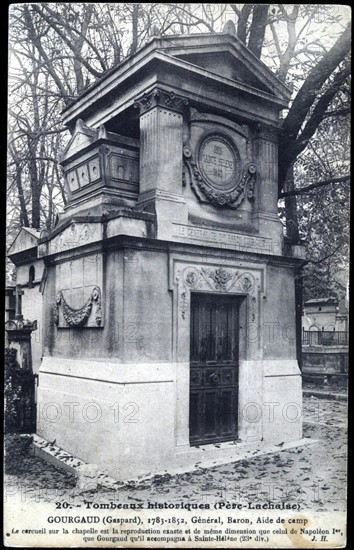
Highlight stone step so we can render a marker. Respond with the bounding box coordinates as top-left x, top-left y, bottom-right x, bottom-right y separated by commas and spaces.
31, 433, 318, 490
31, 434, 123, 490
